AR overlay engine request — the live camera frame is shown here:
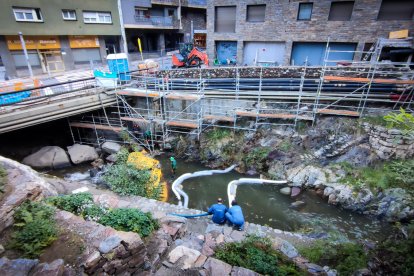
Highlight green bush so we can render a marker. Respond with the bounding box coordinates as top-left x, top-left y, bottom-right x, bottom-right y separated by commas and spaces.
299, 240, 367, 276
205, 128, 231, 141
46, 192, 94, 214
10, 201, 58, 258
102, 163, 160, 199
47, 193, 159, 238
98, 208, 159, 237
115, 146, 130, 164
0, 164, 7, 193
384, 108, 414, 136
215, 235, 302, 276
245, 147, 271, 169
339, 160, 414, 191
